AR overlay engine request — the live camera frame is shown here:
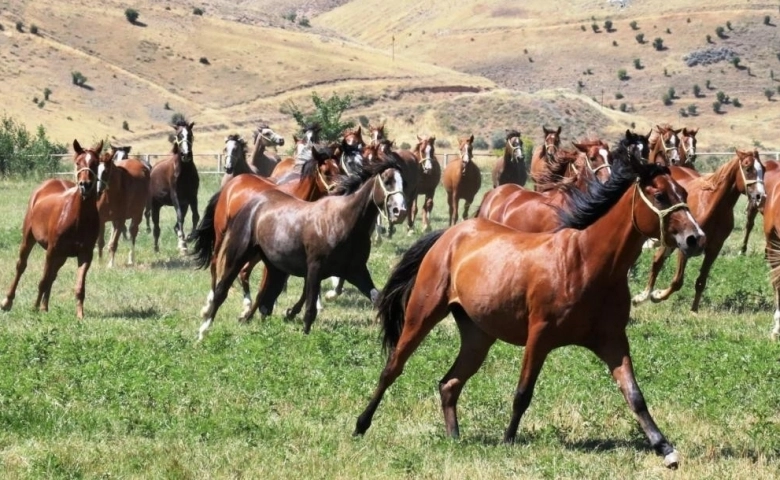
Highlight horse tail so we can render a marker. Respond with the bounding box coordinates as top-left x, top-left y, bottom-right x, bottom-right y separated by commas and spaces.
190, 191, 221, 269
766, 233, 780, 289
378, 229, 446, 352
